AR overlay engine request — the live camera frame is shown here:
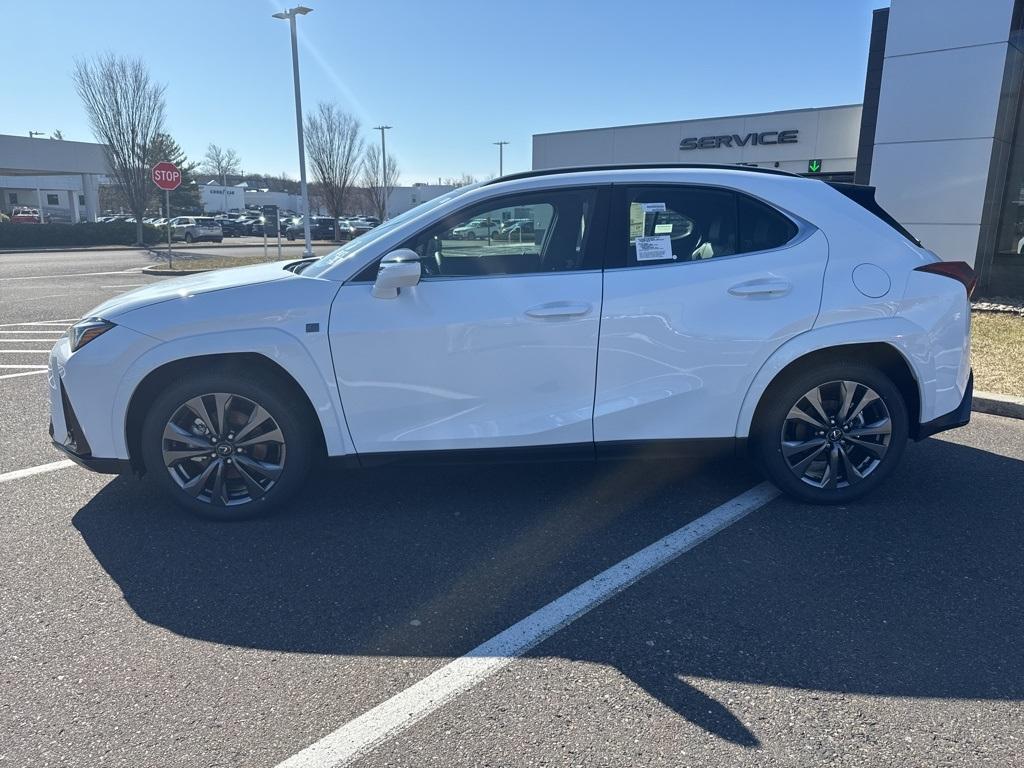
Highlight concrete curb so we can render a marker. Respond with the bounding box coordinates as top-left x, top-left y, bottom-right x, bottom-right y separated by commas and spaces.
972, 391, 1024, 420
